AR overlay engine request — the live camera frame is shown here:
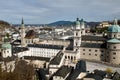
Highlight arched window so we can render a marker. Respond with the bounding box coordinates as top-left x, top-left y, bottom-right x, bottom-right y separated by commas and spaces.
32, 39, 34, 43
68, 56, 70, 59
76, 32, 78, 36
76, 49, 78, 52
71, 56, 73, 60
114, 35, 115, 38
76, 42, 78, 46
74, 56, 76, 60
65, 56, 67, 59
